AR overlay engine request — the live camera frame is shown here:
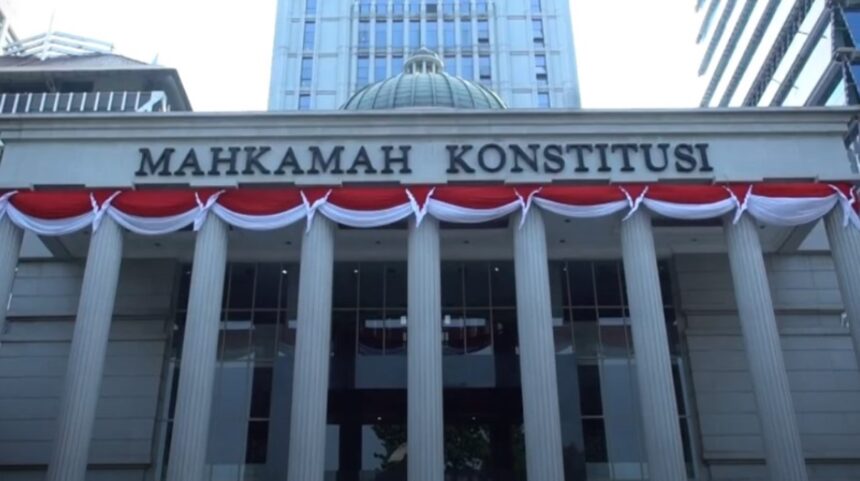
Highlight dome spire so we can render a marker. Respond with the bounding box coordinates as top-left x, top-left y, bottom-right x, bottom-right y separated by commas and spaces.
403, 48, 444, 74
